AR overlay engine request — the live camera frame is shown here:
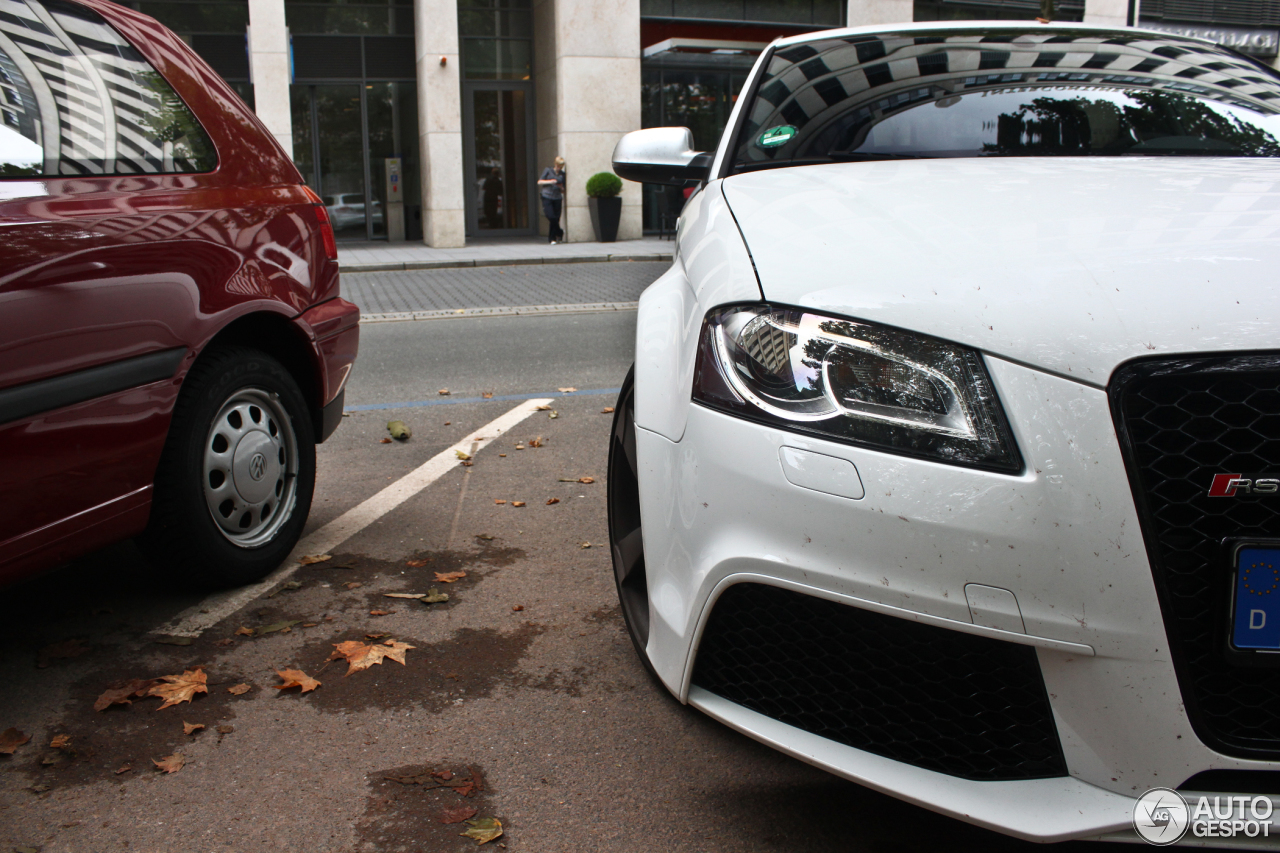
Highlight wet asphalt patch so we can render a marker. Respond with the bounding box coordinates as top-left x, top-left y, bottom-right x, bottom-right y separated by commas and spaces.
356, 762, 503, 853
